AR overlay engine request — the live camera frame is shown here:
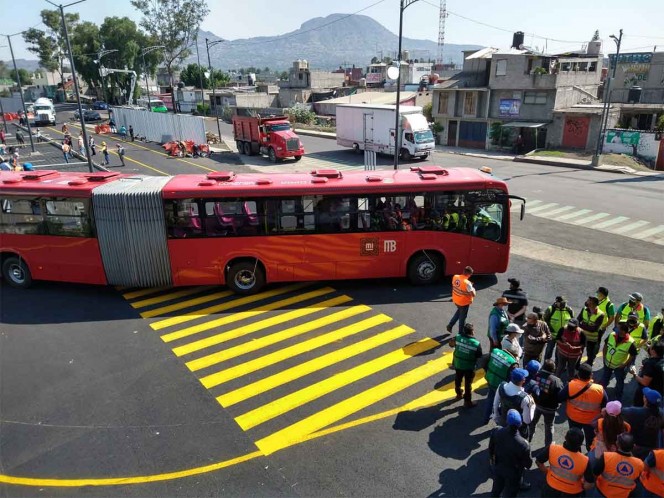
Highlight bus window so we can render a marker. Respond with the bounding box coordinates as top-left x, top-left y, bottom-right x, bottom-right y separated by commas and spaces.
472, 203, 504, 242
44, 199, 92, 237
165, 199, 202, 238
0, 198, 46, 235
